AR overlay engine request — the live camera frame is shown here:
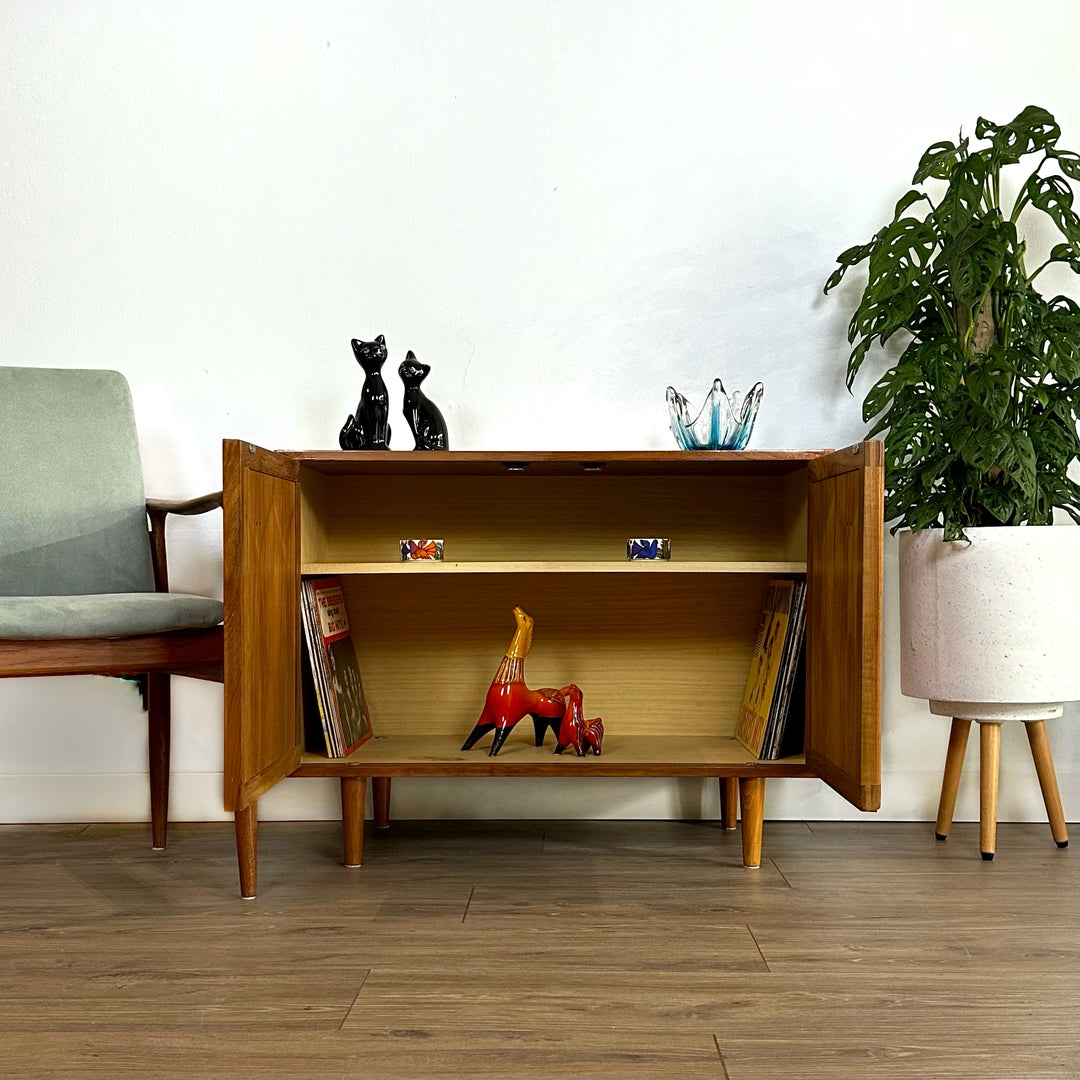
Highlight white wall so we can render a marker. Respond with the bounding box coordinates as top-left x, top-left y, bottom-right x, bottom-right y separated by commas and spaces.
1, 0, 1077, 826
